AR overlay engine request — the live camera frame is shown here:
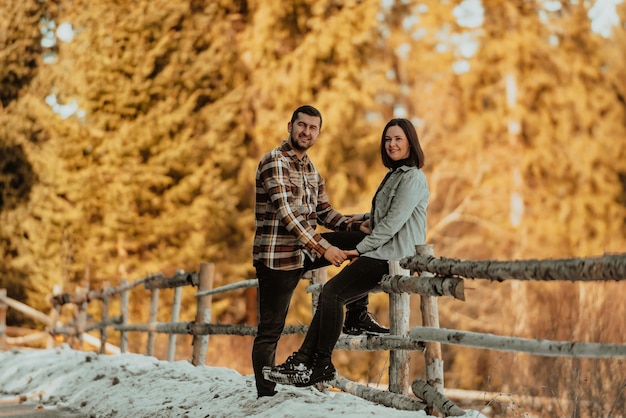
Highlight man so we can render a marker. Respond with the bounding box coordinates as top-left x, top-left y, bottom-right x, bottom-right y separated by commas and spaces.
252, 105, 388, 397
